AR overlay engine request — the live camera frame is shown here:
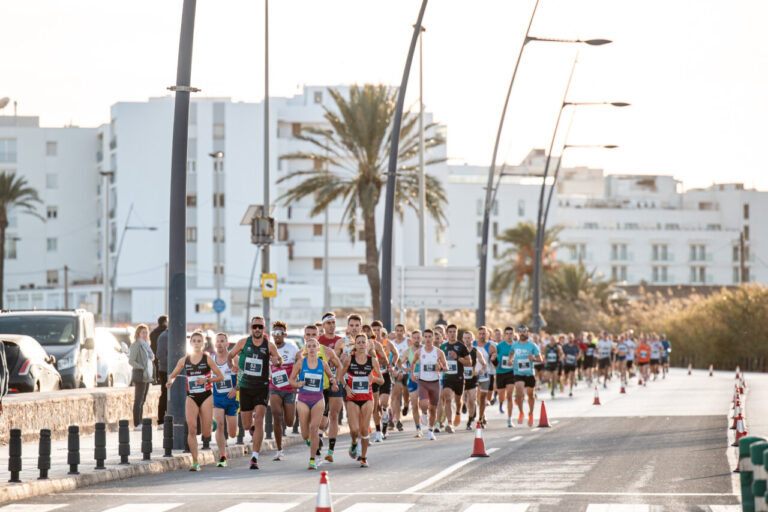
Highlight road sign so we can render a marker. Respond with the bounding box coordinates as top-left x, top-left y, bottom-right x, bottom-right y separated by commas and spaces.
393, 266, 478, 310
212, 298, 226, 313
262, 273, 277, 298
